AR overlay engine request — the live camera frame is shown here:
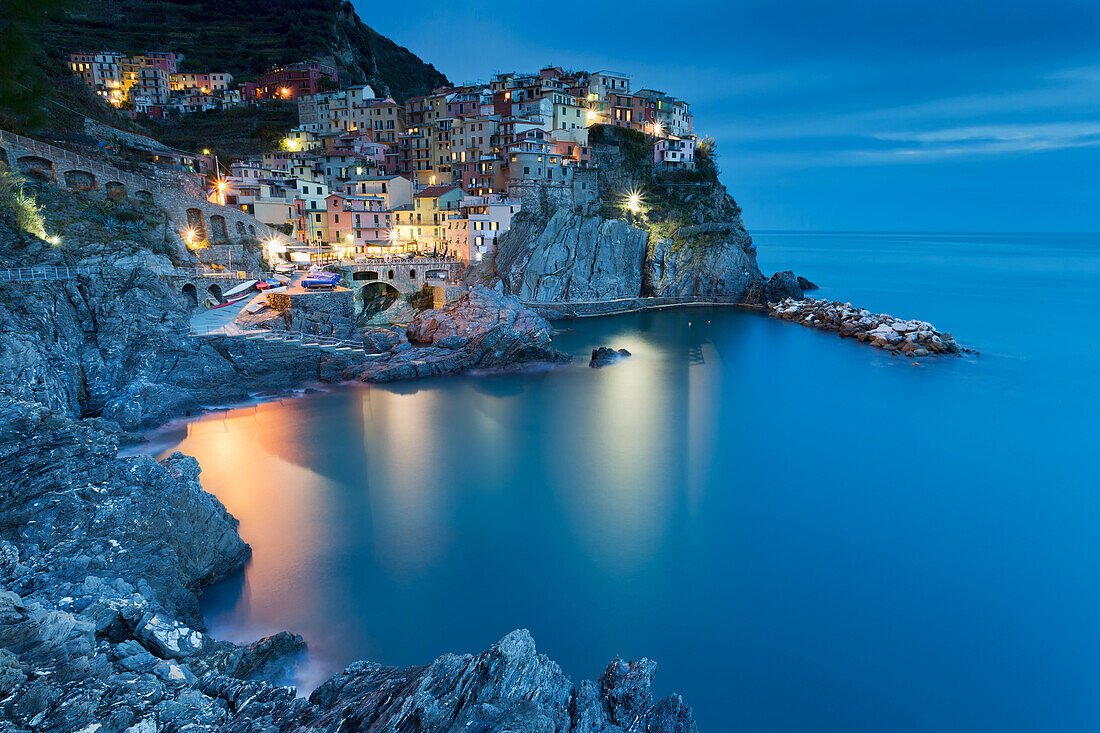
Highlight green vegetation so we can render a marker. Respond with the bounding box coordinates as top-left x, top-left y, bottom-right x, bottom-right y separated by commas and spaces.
0, 166, 47, 238
38, 0, 449, 100
146, 103, 298, 157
